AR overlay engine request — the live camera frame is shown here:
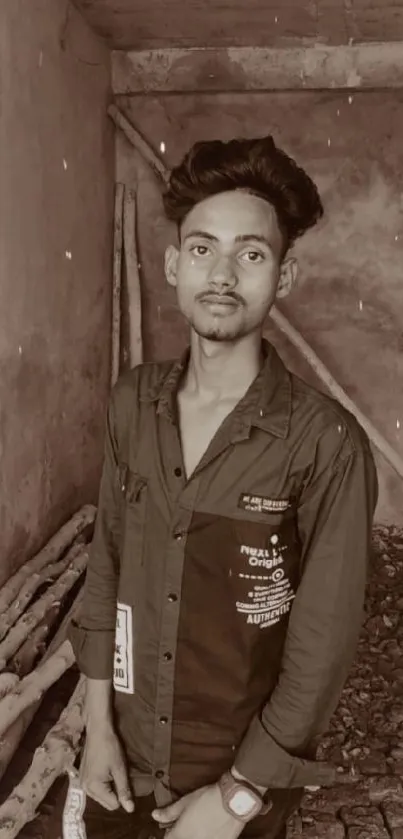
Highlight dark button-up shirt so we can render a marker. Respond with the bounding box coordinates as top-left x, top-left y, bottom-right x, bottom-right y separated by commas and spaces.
69, 340, 378, 836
